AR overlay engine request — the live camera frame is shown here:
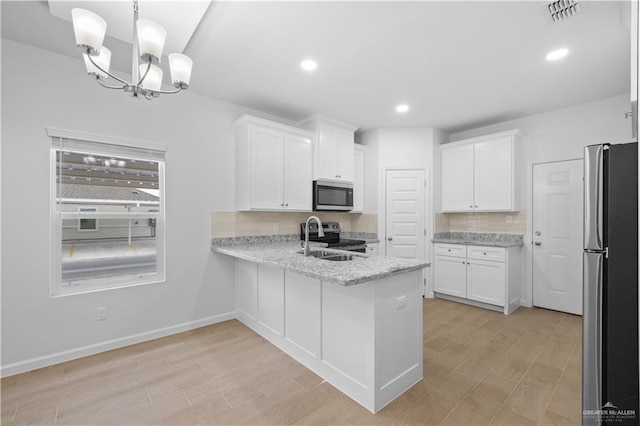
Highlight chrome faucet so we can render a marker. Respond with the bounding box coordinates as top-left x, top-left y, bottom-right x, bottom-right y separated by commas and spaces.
303, 216, 324, 256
